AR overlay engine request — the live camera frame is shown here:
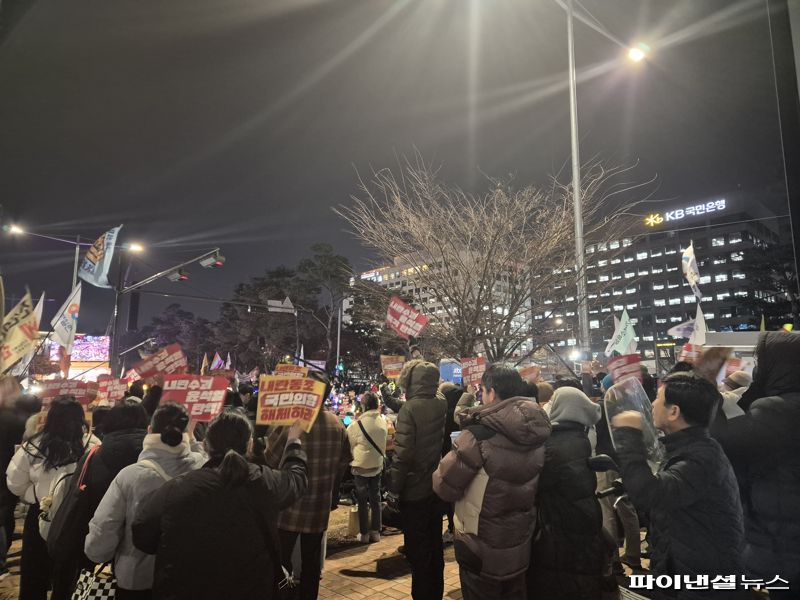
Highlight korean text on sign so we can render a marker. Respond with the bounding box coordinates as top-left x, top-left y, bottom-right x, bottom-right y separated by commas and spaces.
385, 296, 429, 340
380, 355, 405, 379
461, 357, 487, 387
256, 375, 326, 433
39, 379, 98, 406
608, 354, 642, 384
274, 364, 310, 378
161, 375, 228, 422
132, 344, 189, 379
96, 375, 130, 405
